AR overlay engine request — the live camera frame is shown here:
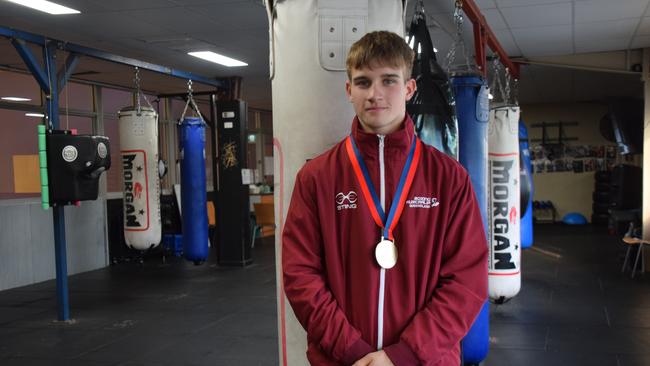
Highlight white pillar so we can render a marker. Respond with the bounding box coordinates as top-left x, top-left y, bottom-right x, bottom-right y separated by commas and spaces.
265, 1, 406, 364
